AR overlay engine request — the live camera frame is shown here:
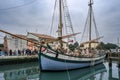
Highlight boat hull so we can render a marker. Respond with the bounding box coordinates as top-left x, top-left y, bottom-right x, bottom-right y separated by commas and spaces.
39, 53, 105, 71
40, 63, 106, 80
